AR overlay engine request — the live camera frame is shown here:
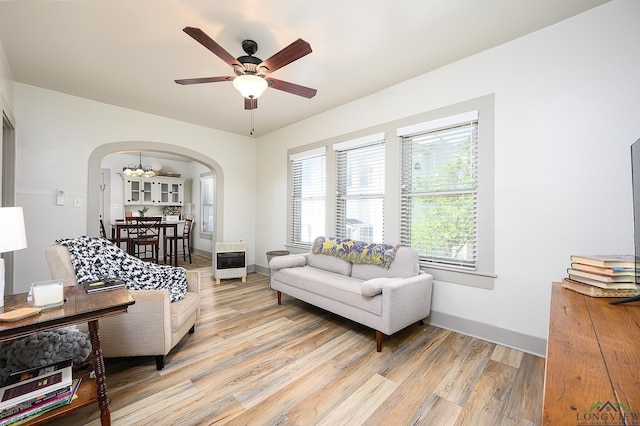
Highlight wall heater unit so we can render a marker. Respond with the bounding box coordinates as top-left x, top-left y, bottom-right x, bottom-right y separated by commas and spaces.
214, 241, 246, 284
